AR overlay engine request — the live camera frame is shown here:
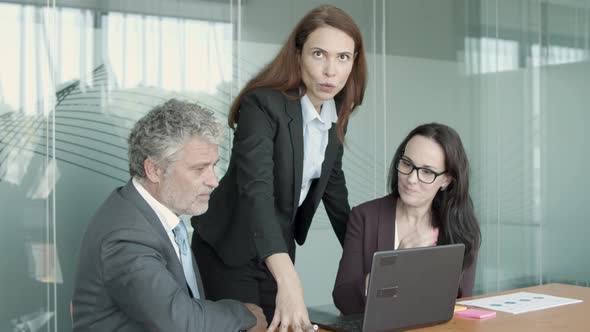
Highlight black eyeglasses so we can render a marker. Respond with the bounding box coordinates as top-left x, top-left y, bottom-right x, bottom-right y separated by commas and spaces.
396, 157, 447, 184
